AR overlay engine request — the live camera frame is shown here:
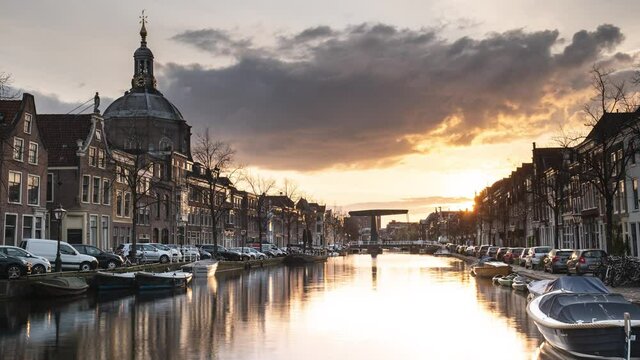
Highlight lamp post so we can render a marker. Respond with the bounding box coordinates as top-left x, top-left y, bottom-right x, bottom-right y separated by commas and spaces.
52, 204, 67, 272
